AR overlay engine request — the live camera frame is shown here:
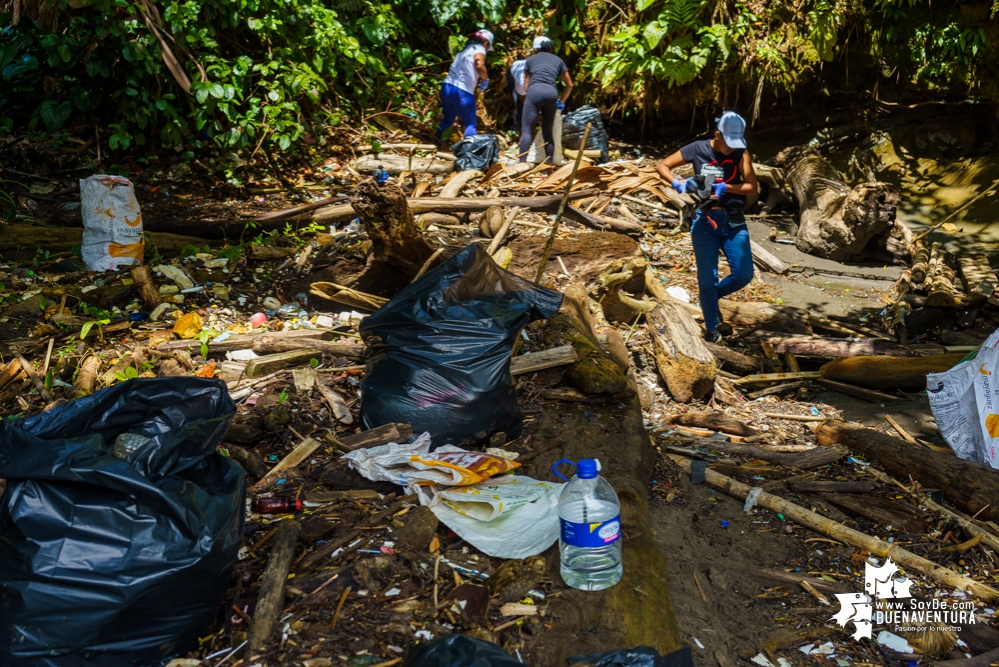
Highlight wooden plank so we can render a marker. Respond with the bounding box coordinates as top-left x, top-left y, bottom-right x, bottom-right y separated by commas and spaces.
253, 335, 365, 360
244, 349, 322, 379
250, 436, 324, 493
734, 371, 821, 385
510, 345, 579, 375
749, 240, 786, 274
307, 489, 382, 502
